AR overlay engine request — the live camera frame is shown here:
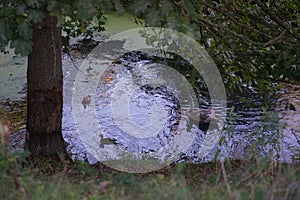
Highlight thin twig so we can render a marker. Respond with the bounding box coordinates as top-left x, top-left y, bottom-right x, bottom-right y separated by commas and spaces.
220, 157, 232, 196
263, 30, 287, 47
65, 48, 84, 73
283, 181, 300, 200
254, 0, 300, 40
